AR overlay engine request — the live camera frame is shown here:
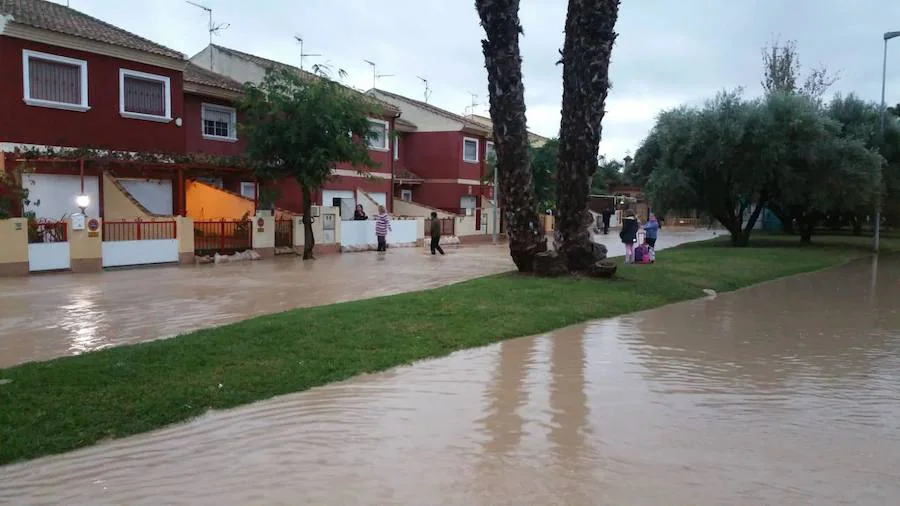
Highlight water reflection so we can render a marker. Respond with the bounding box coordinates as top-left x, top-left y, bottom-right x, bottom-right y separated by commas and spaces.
1, 256, 898, 505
